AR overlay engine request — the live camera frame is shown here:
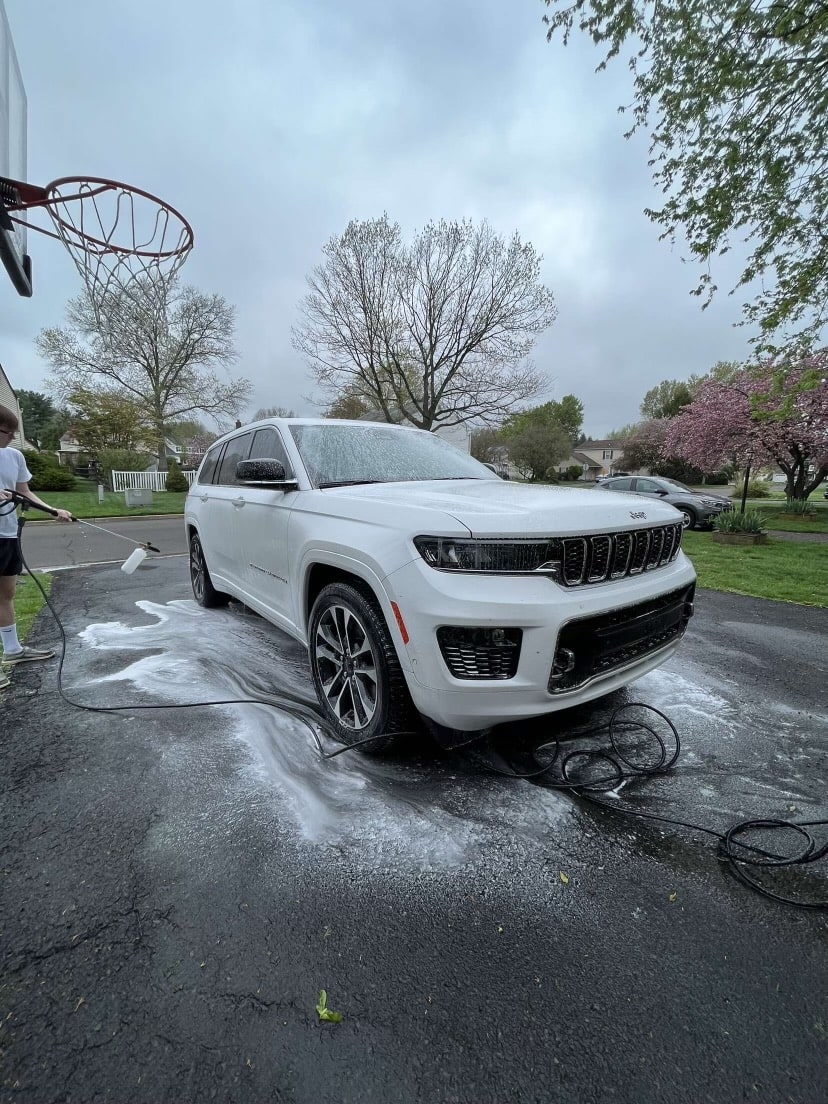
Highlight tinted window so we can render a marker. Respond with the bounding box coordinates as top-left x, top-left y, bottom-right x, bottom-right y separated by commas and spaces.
607, 477, 634, 491
249, 427, 292, 472
216, 433, 254, 486
197, 444, 223, 485
635, 479, 663, 493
